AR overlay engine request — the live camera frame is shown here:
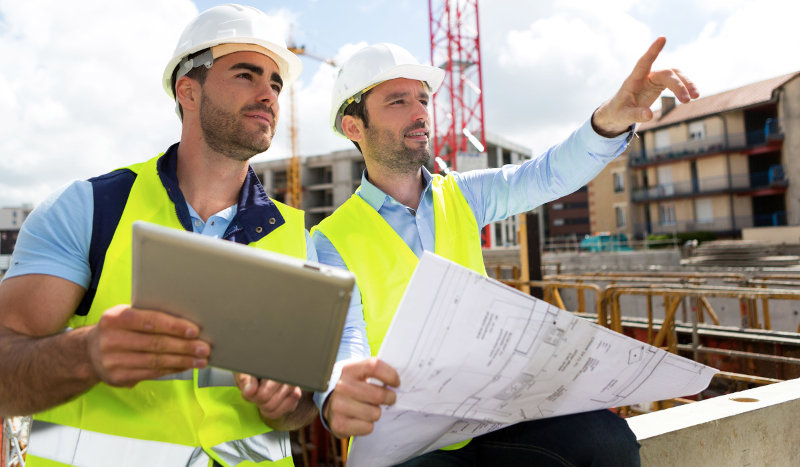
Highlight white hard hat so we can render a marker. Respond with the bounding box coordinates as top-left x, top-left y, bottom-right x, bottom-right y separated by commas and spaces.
162, 3, 302, 100
330, 42, 445, 138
